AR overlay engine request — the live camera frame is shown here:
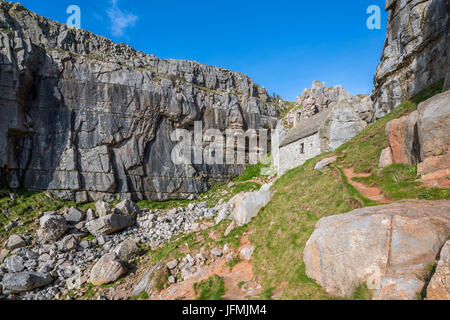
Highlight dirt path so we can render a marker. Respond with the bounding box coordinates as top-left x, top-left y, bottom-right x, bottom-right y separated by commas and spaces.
342, 167, 391, 203
152, 235, 261, 300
